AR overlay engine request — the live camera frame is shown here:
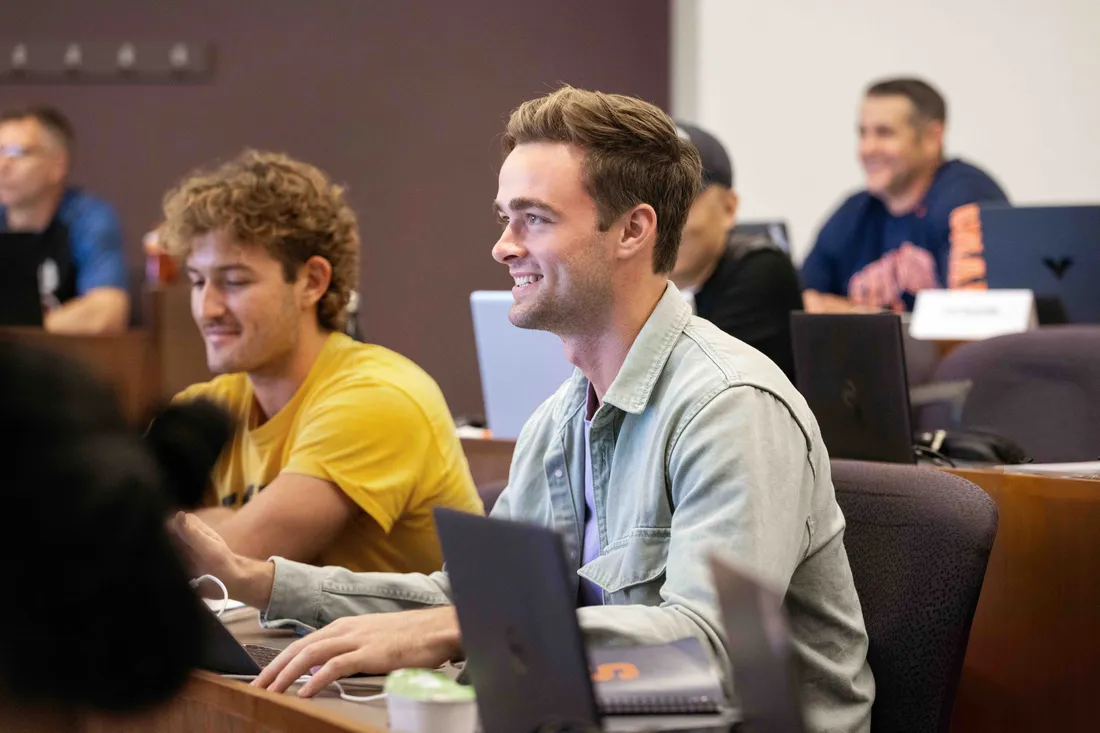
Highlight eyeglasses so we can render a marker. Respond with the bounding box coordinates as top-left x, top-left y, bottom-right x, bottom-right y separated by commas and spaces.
0, 144, 43, 161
